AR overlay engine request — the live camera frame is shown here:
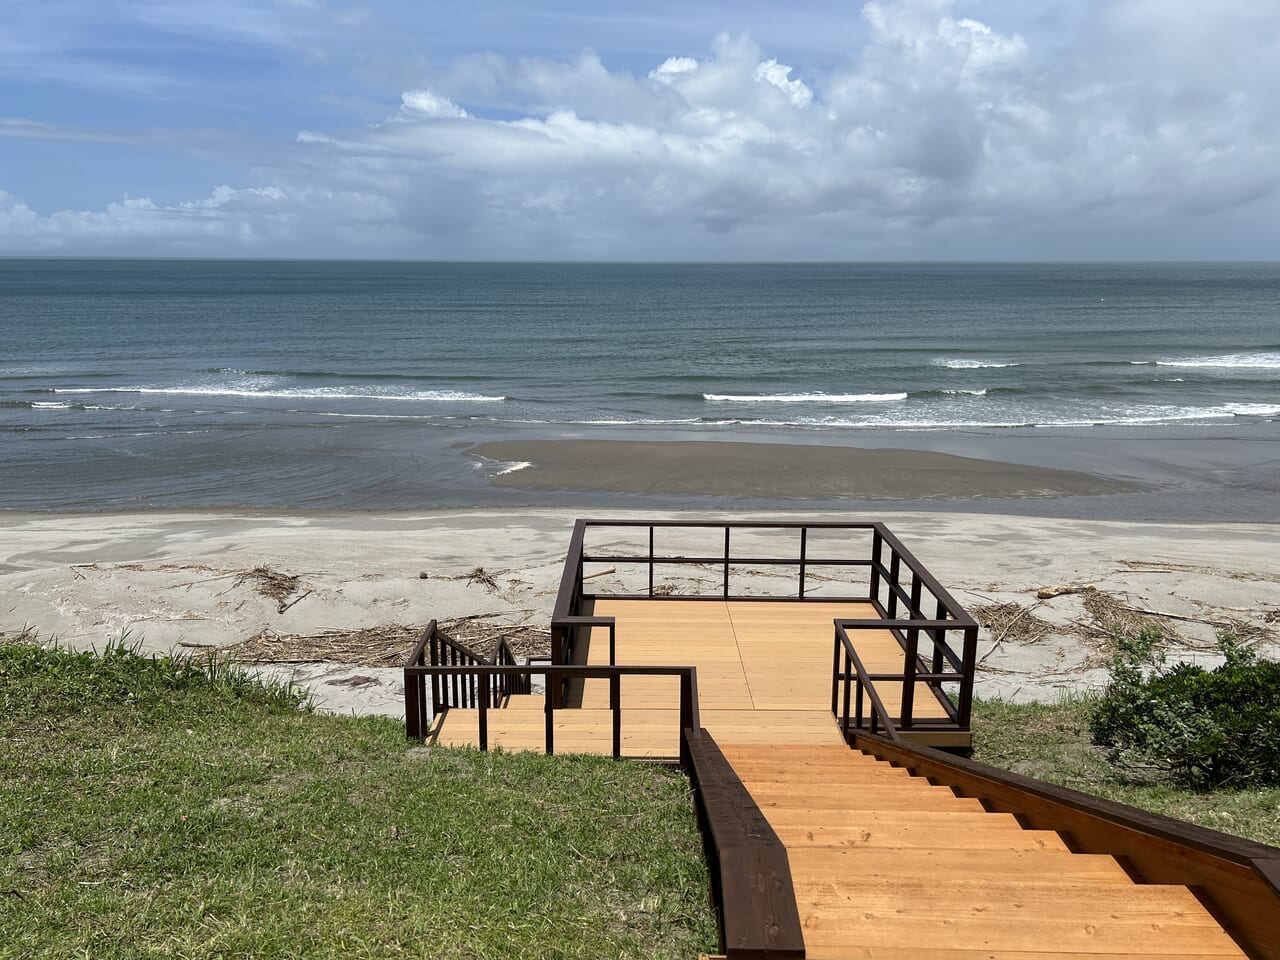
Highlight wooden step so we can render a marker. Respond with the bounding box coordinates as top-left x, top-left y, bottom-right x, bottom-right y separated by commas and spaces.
771, 822, 1072, 852
783, 846, 1136, 883
799, 912, 1244, 956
